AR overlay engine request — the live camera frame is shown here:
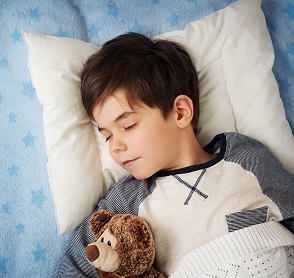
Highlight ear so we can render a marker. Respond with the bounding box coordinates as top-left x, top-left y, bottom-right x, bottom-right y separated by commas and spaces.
173, 95, 194, 128
90, 210, 113, 236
